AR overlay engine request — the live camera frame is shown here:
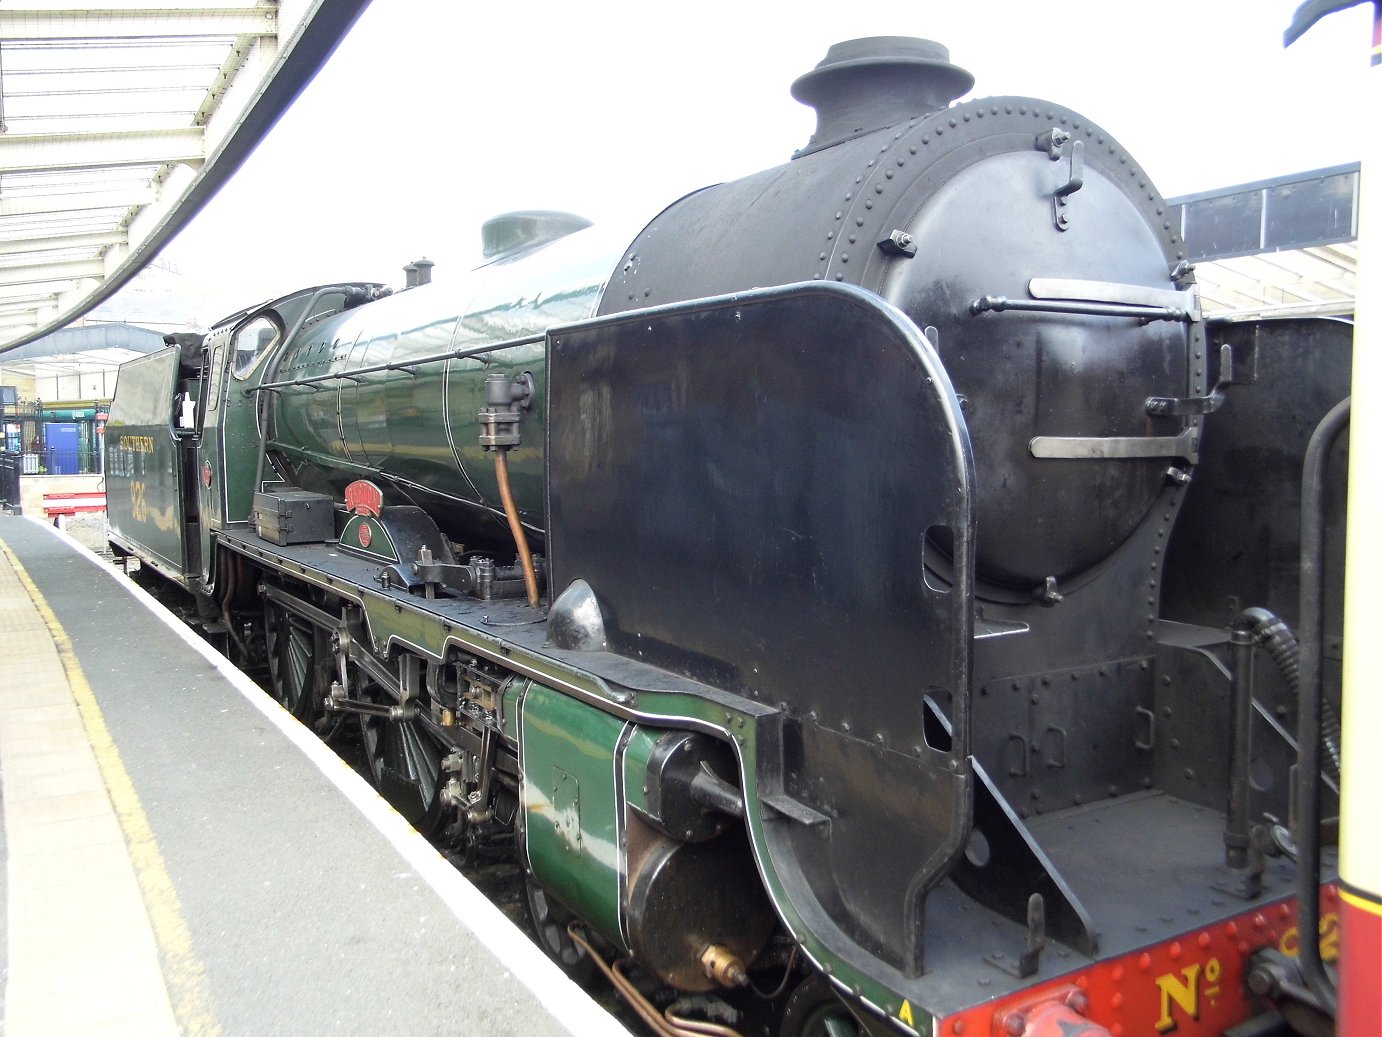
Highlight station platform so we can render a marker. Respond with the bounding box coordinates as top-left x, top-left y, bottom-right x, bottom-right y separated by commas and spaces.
0, 514, 630, 1037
